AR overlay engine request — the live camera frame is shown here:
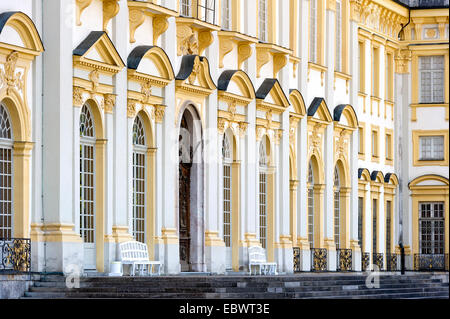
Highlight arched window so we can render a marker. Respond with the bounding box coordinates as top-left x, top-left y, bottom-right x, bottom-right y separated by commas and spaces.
0, 103, 13, 239
132, 116, 146, 243
222, 134, 232, 248
259, 140, 268, 249
258, 0, 268, 42
334, 166, 340, 248
307, 162, 314, 248
79, 104, 95, 245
